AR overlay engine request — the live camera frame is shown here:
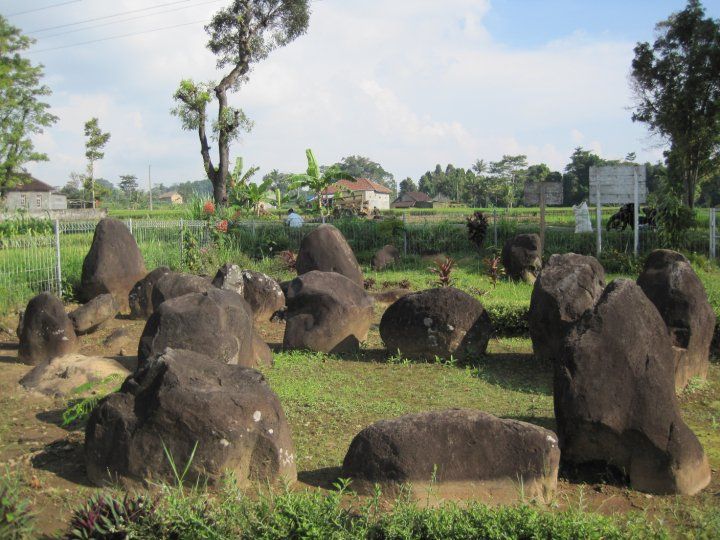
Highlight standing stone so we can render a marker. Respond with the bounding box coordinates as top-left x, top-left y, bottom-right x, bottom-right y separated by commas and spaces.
69, 294, 119, 335
296, 224, 363, 286
18, 293, 77, 365
555, 279, 711, 495
80, 218, 147, 311
342, 409, 560, 501
501, 233, 542, 283
371, 245, 401, 271
150, 272, 212, 311
637, 249, 716, 390
212, 265, 285, 323
379, 287, 492, 362
283, 271, 374, 354
128, 266, 172, 319
85, 348, 295, 488
528, 253, 605, 363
